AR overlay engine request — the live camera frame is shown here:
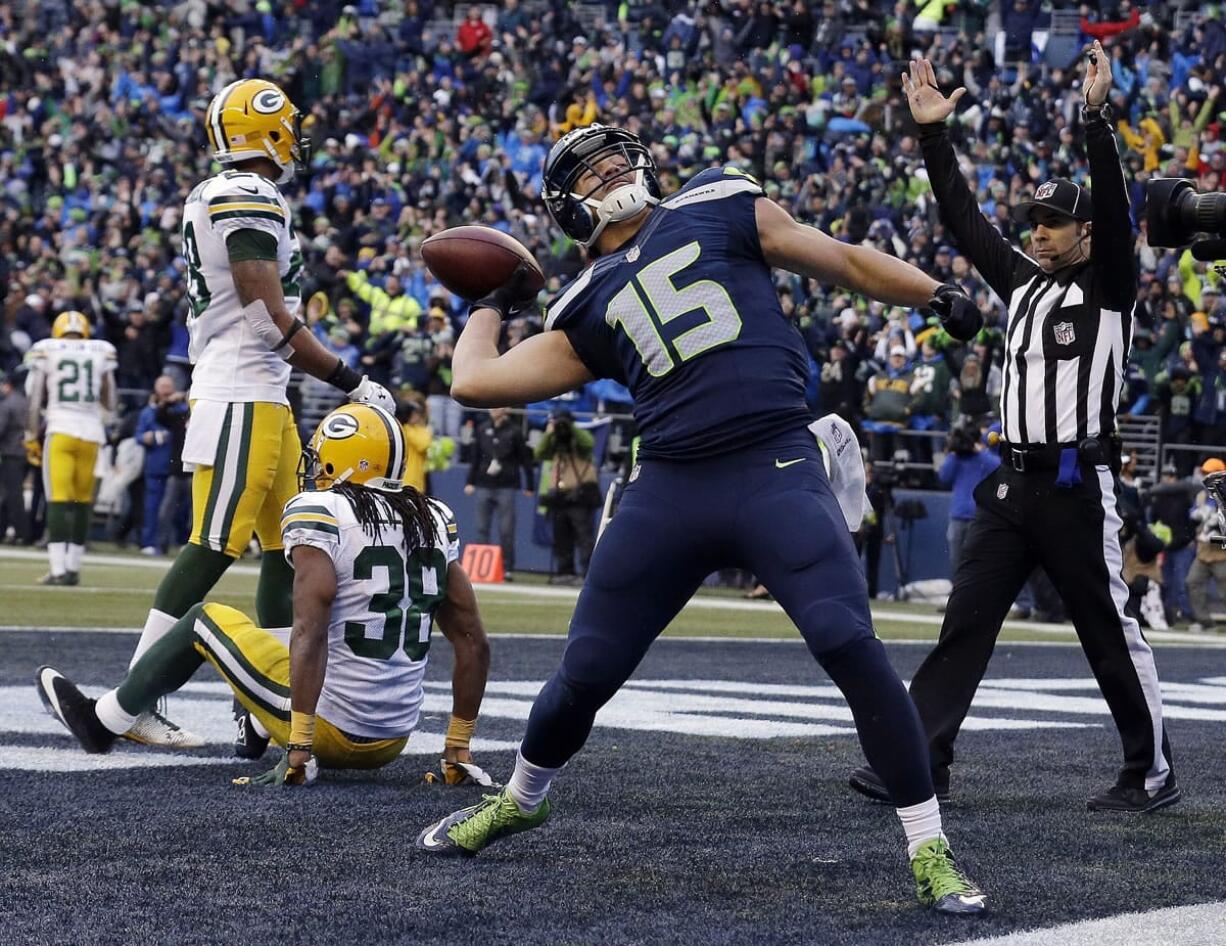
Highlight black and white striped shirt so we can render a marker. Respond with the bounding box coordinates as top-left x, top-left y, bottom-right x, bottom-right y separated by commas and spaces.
919, 116, 1136, 446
